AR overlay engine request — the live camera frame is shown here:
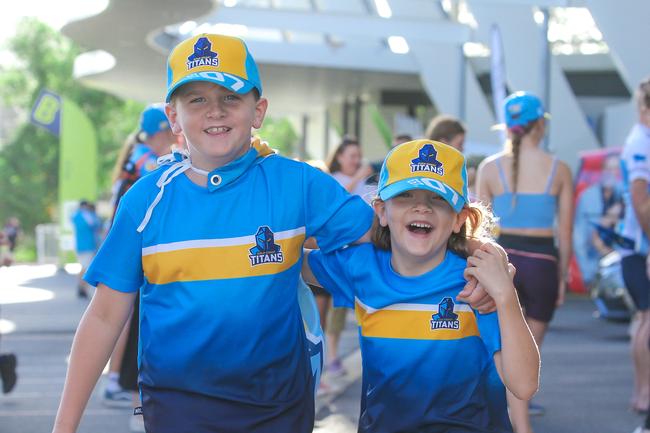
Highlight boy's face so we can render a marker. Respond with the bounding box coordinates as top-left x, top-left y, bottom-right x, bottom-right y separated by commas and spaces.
166, 81, 268, 169
374, 189, 467, 264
